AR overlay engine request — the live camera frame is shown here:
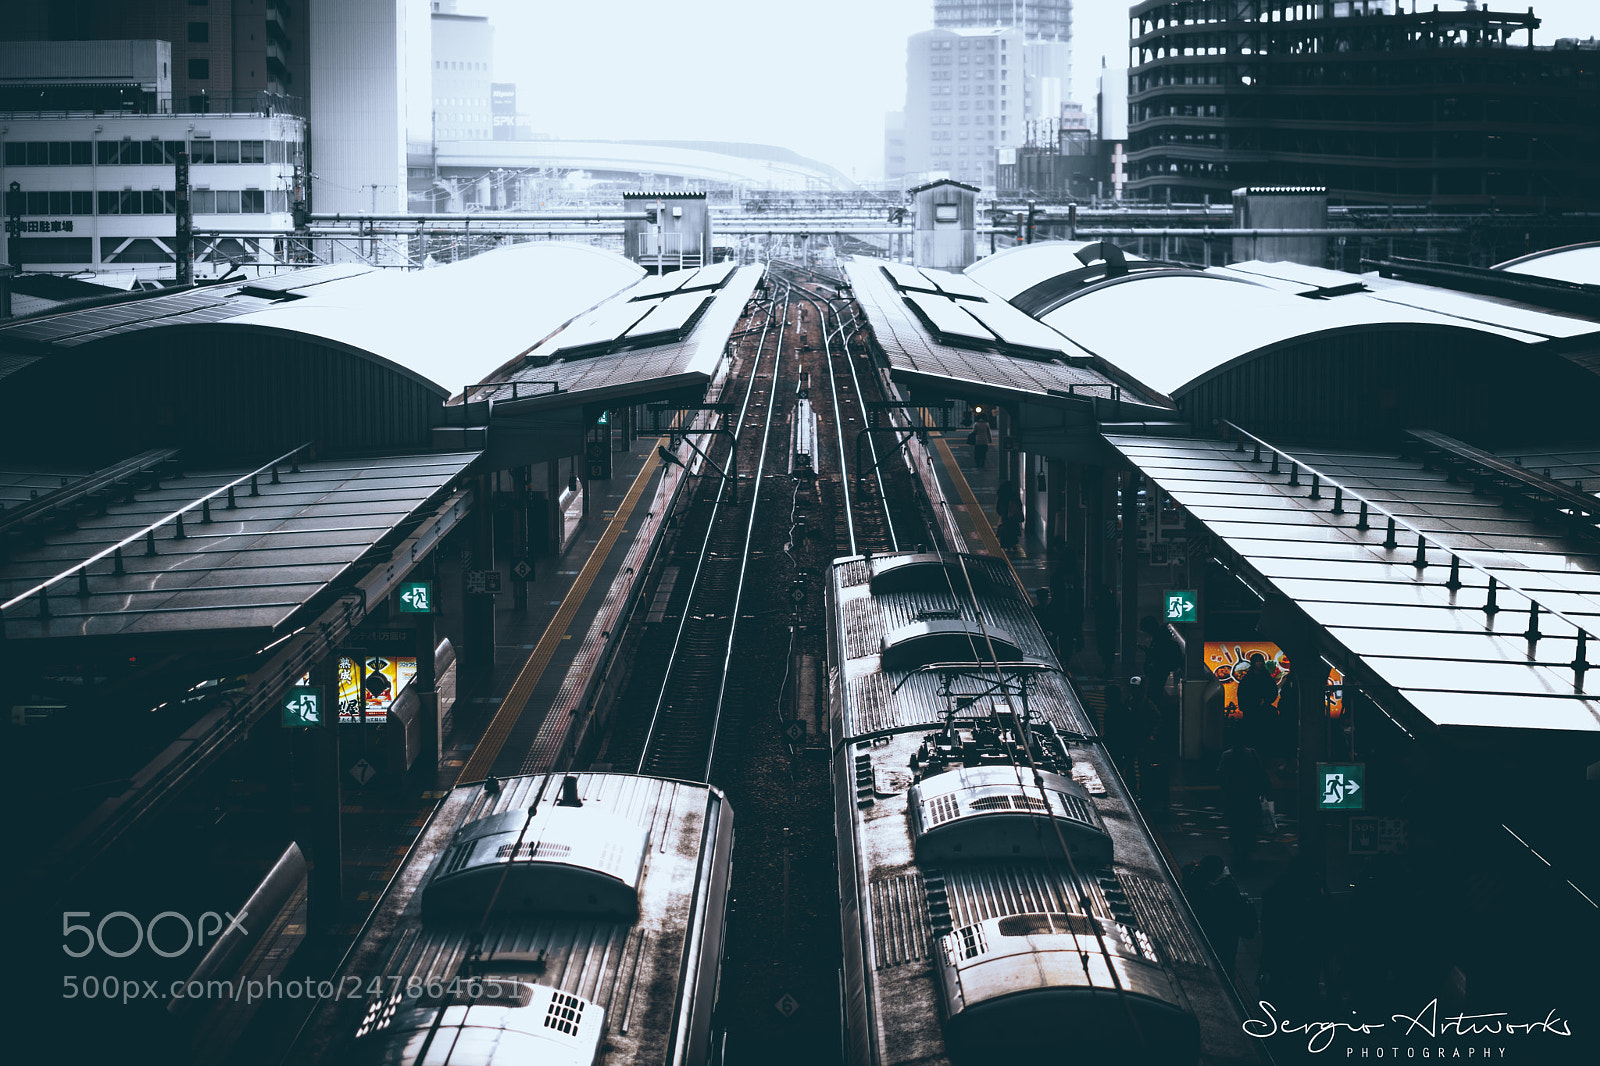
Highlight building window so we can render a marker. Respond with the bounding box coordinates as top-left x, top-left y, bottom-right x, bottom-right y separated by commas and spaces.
189, 58, 209, 79
17, 237, 92, 264
188, 22, 209, 42
189, 140, 216, 163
